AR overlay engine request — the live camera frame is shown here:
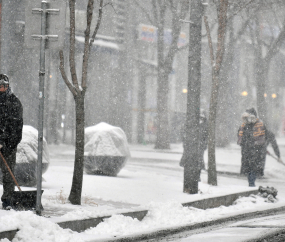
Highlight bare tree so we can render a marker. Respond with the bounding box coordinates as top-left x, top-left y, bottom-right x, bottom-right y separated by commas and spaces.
248, 3, 285, 125
204, 0, 285, 185
215, 3, 256, 147
204, 0, 228, 186
135, 0, 190, 149
154, 0, 190, 149
58, 0, 104, 205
